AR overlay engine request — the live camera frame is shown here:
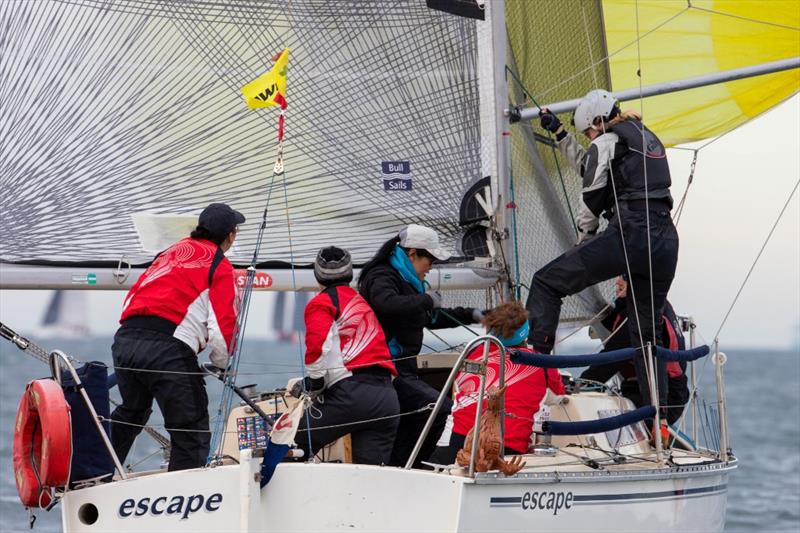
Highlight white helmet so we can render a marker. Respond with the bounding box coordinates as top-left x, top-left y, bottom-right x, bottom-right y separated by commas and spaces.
572, 89, 618, 133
